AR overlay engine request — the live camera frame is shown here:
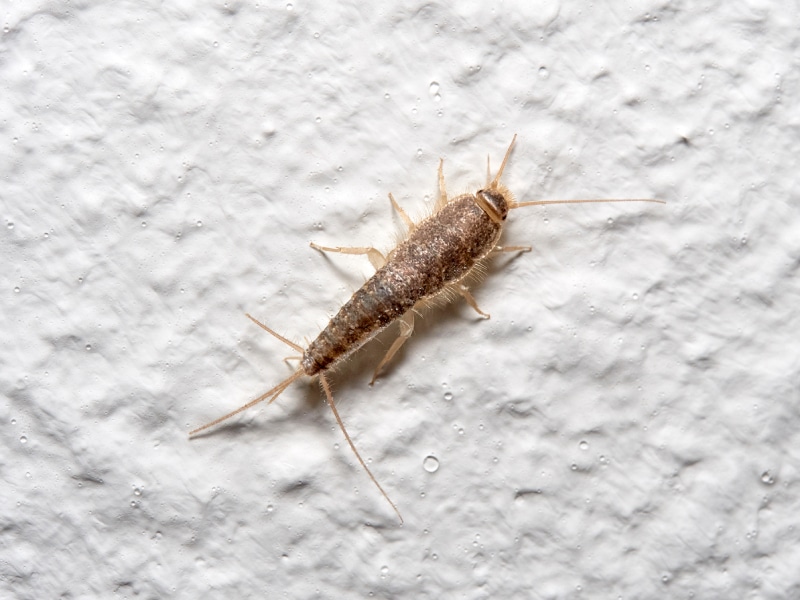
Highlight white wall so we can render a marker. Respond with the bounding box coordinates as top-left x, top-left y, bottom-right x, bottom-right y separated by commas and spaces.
2, 1, 798, 597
